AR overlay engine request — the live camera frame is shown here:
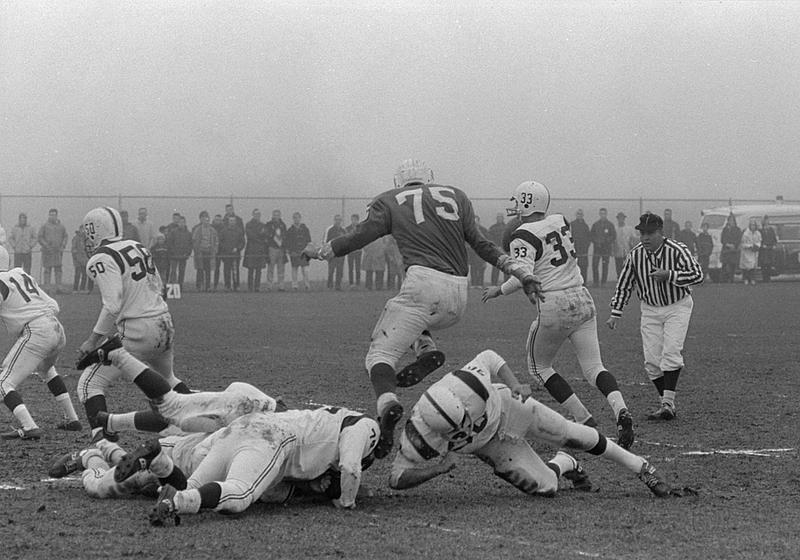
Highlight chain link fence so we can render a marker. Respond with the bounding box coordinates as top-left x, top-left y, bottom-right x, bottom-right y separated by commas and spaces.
0, 193, 794, 289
